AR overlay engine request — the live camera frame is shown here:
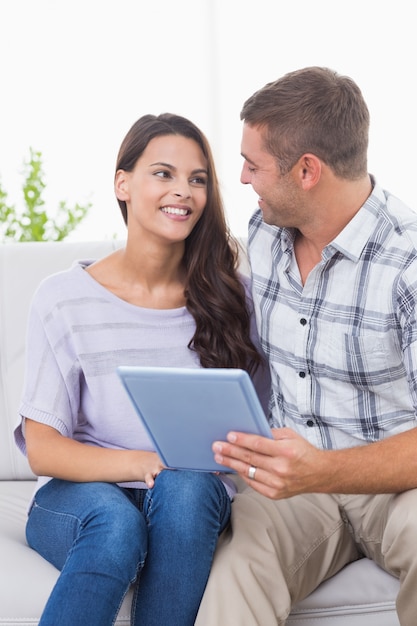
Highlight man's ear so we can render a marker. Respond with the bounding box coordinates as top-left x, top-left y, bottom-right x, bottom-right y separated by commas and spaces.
297, 154, 321, 190
114, 169, 129, 201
